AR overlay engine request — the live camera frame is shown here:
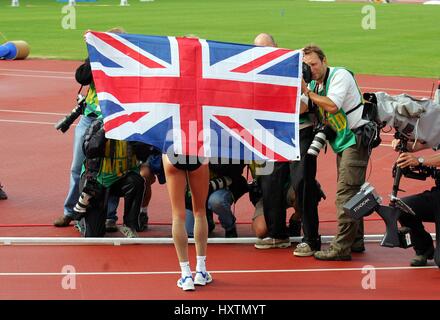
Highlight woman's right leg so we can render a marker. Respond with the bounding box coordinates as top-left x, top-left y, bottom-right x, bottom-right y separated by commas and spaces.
187, 164, 209, 258
162, 155, 189, 263
188, 164, 213, 286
